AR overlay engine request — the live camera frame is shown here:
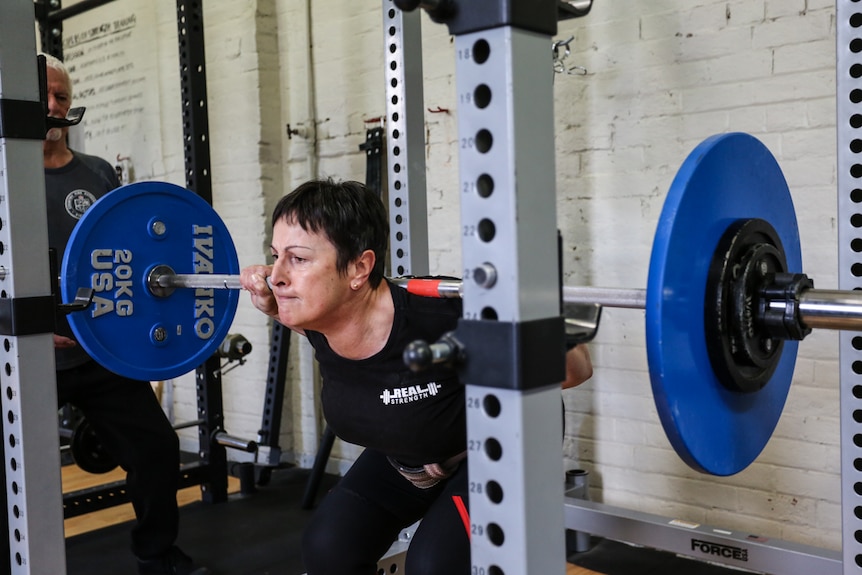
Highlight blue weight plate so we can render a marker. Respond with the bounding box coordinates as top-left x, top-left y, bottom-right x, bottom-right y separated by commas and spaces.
62, 181, 240, 381
646, 133, 801, 476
